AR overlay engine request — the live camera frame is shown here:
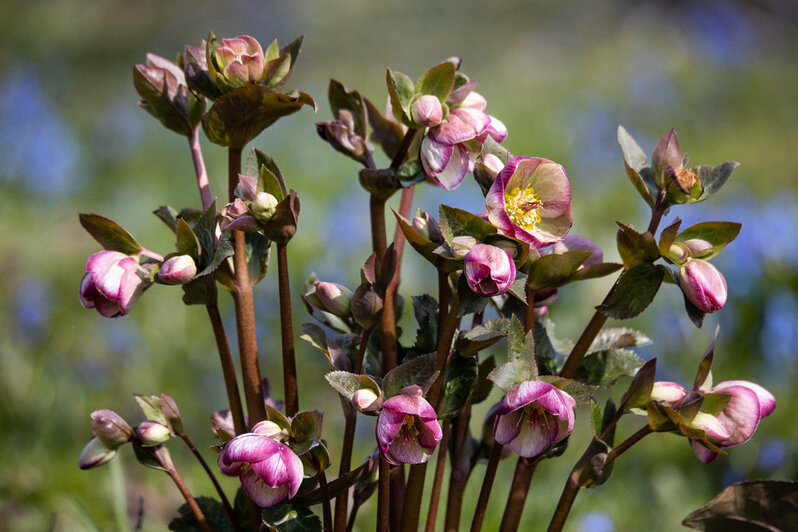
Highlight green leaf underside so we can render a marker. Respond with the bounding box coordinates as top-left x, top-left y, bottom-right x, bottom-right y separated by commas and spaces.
598, 262, 665, 319
79, 213, 142, 255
